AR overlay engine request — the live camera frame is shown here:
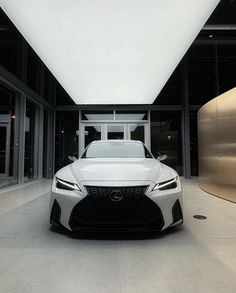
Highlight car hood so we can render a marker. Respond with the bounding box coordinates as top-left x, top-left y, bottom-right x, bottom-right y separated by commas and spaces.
67, 158, 164, 183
